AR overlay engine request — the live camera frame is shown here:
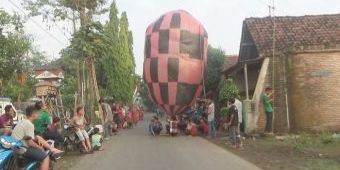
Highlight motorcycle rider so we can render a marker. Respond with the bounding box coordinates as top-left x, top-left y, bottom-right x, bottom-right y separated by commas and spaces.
12, 105, 64, 170
0, 105, 16, 135
33, 101, 65, 146
33, 101, 51, 136
69, 106, 92, 153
